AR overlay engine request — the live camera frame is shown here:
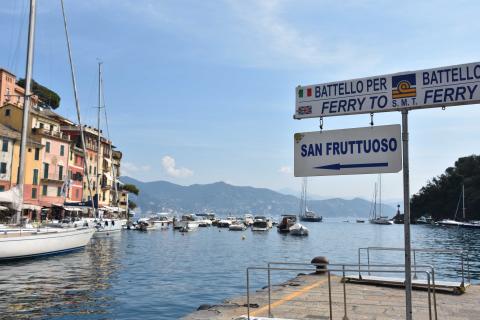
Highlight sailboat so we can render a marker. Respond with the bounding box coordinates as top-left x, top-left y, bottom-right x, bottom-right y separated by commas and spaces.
369, 175, 393, 225
0, 0, 95, 260
437, 184, 479, 228
299, 178, 322, 222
